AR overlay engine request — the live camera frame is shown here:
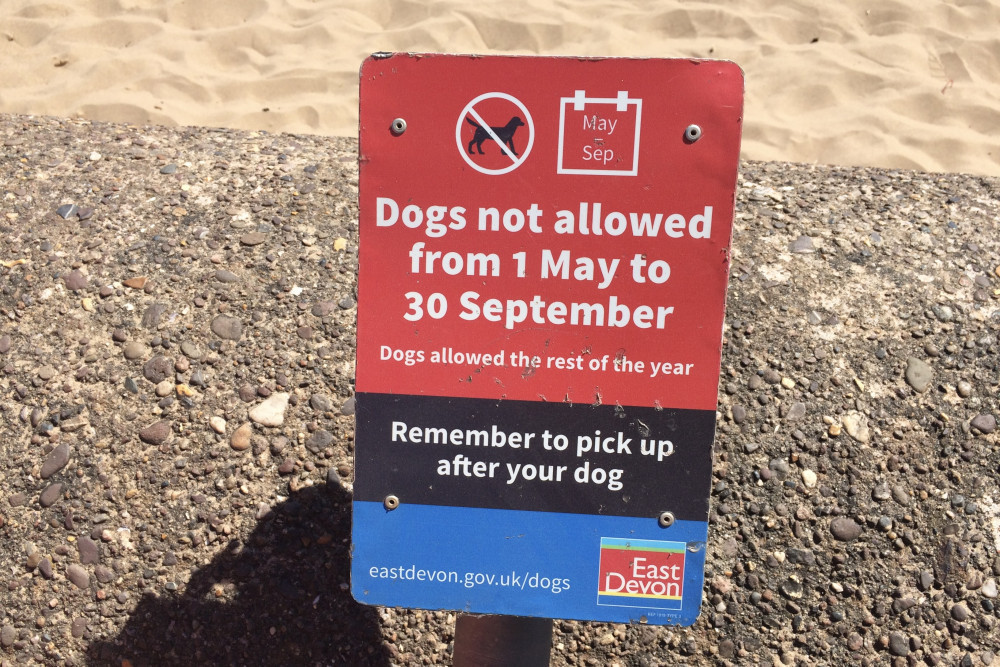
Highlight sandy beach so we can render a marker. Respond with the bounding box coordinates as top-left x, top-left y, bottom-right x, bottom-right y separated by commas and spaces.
2, 0, 1000, 176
